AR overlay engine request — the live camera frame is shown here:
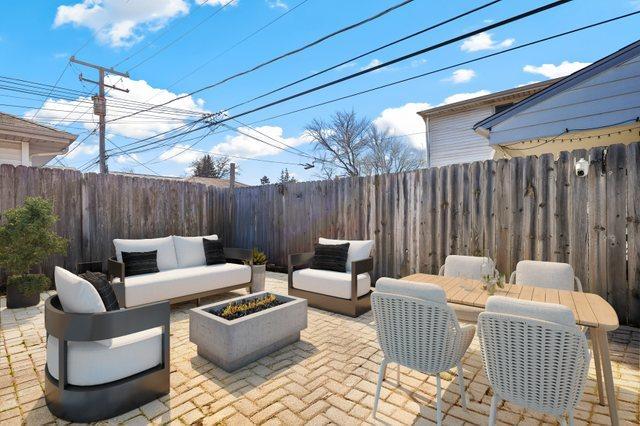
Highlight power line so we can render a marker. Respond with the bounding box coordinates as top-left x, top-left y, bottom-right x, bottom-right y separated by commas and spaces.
106, 0, 417, 124
225, 0, 502, 112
